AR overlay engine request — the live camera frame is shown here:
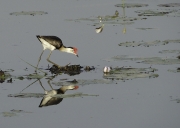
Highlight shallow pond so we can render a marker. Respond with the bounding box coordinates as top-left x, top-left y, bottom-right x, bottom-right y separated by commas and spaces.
0, 0, 180, 128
